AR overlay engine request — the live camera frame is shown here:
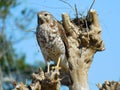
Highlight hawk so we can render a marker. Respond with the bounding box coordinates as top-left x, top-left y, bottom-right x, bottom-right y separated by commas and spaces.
36, 11, 69, 73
